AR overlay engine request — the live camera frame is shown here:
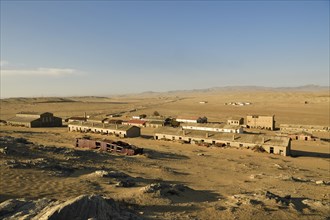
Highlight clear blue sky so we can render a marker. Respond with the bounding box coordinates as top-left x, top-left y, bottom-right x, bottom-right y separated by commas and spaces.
1, 1, 329, 97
